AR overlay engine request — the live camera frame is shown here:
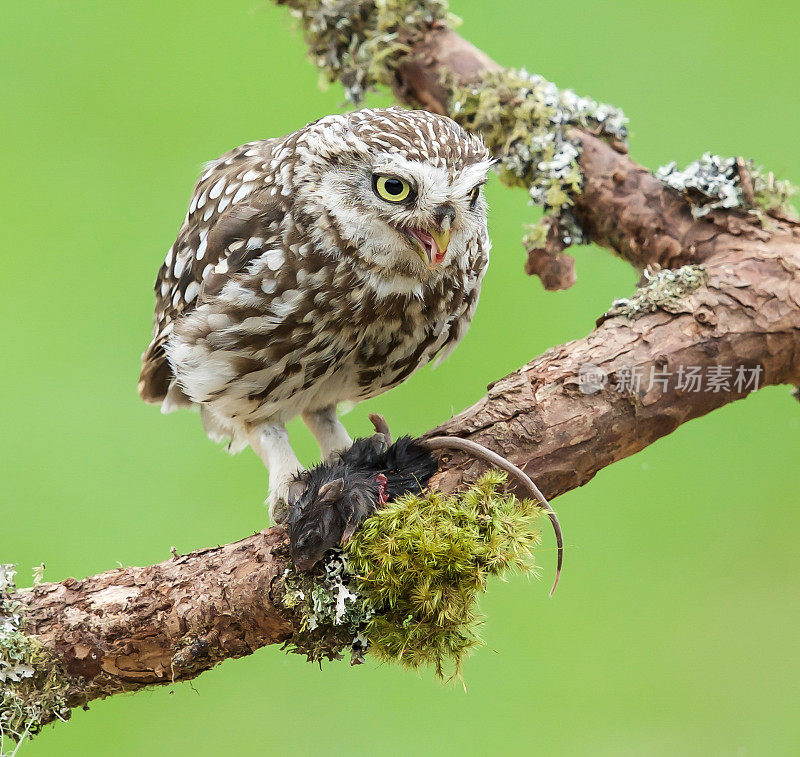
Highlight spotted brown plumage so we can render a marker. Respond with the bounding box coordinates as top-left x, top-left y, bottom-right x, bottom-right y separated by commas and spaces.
139, 107, 493, 519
